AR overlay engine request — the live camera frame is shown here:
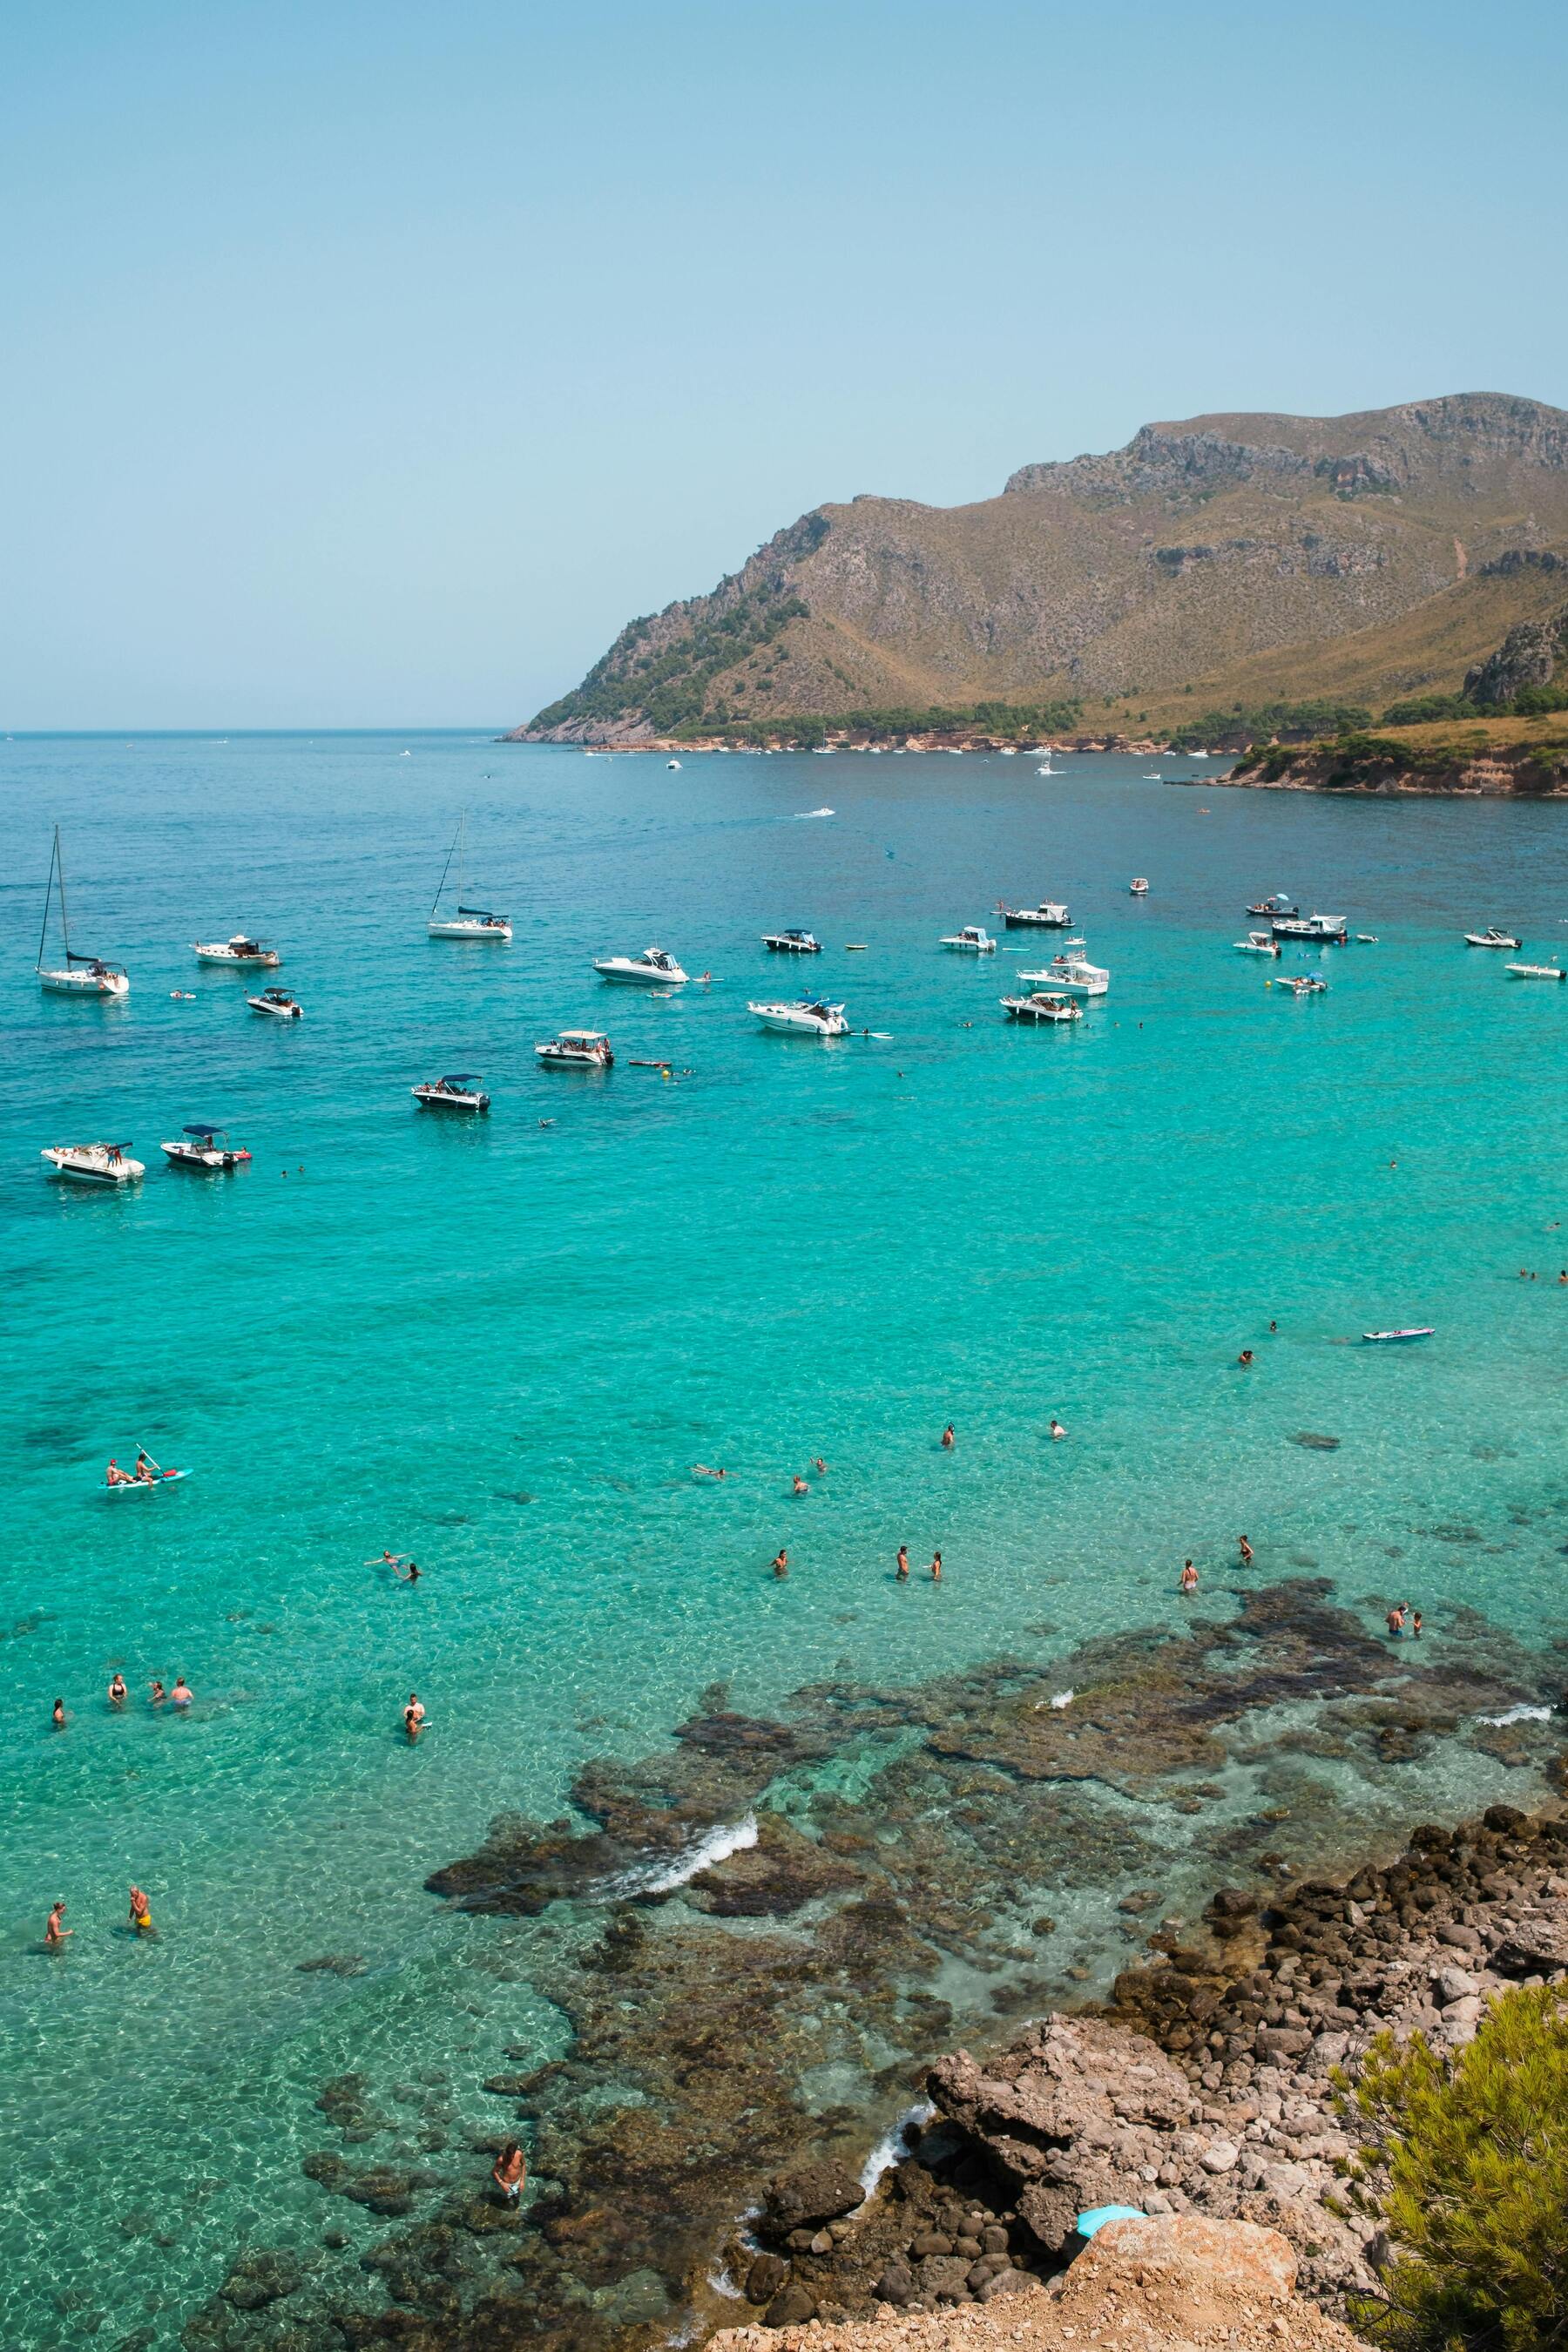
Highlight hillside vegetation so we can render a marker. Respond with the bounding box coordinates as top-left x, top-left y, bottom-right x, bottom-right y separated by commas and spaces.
514, 396, 1568, 745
